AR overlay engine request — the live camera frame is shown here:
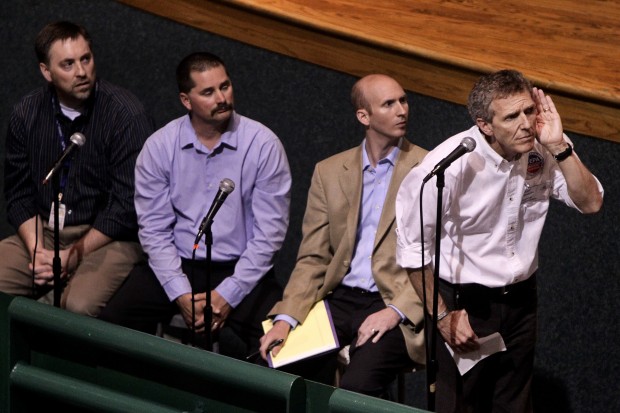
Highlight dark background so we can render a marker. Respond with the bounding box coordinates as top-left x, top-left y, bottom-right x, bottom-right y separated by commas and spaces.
1, 1, 618, 412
